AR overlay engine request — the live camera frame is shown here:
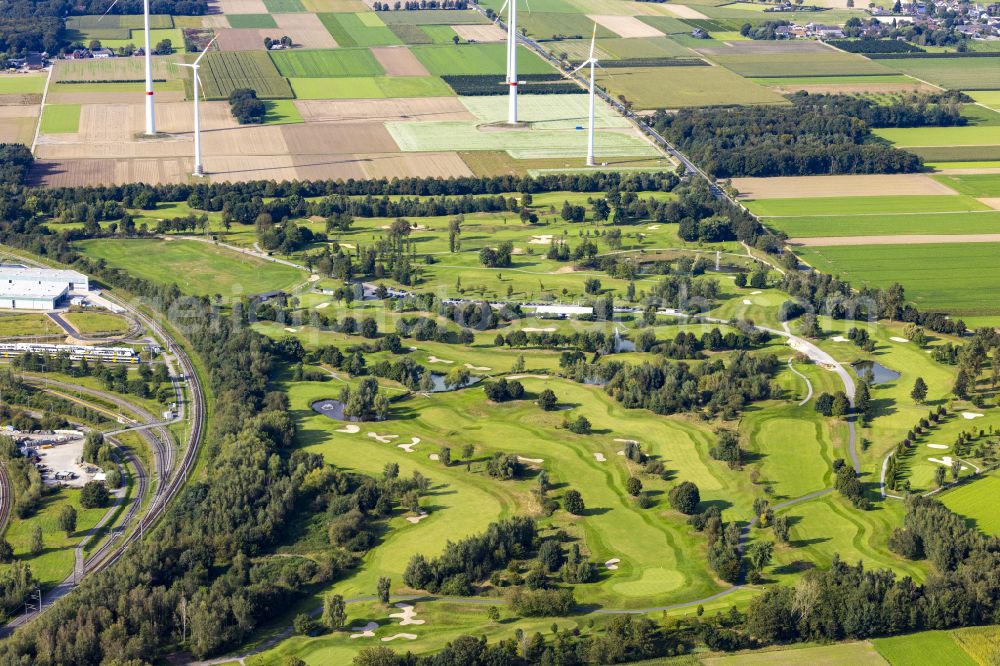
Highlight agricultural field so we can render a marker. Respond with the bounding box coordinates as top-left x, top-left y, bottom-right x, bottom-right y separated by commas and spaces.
270, 47, 385, 77
198, 51, 295, 99
317, 12, 402, 46
879, 56, 1000, 90
412, 43, 553, 76
53, 57, 177, 83
596, 66, 786, 108
39, 104, 81, 134
0, 73, 47, 94
874, 631, 979, 666
75, 238, 308, 298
